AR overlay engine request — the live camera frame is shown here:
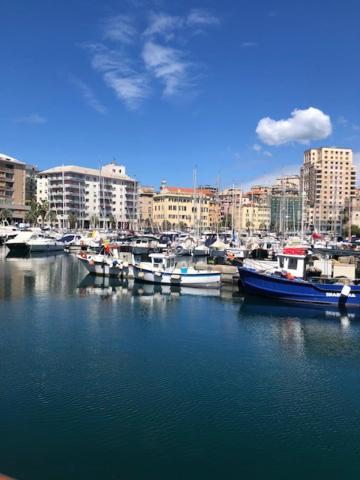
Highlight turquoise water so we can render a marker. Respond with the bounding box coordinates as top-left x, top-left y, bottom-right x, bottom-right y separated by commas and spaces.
1, 250, 360, 479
